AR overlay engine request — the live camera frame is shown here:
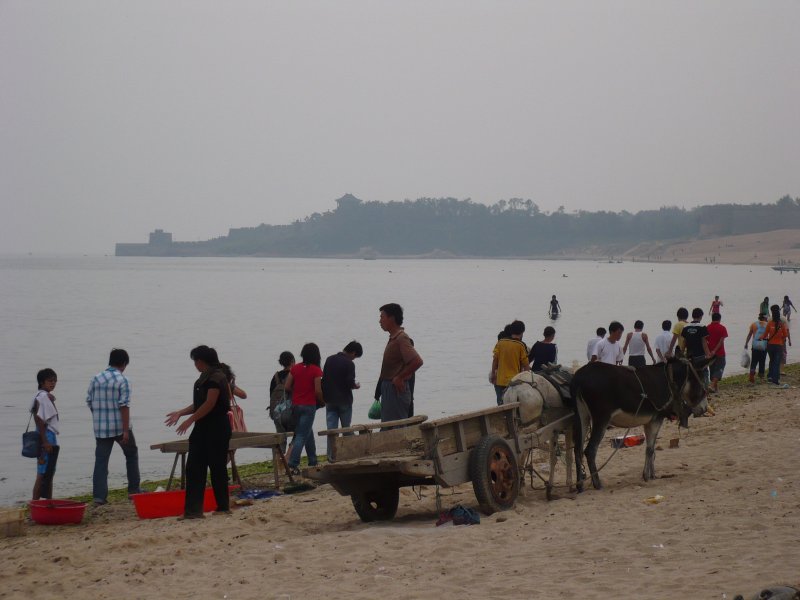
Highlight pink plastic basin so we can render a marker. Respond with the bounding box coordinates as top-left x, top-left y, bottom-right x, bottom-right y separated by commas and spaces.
130, 486, 238, 519
29, 499, 87, 525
